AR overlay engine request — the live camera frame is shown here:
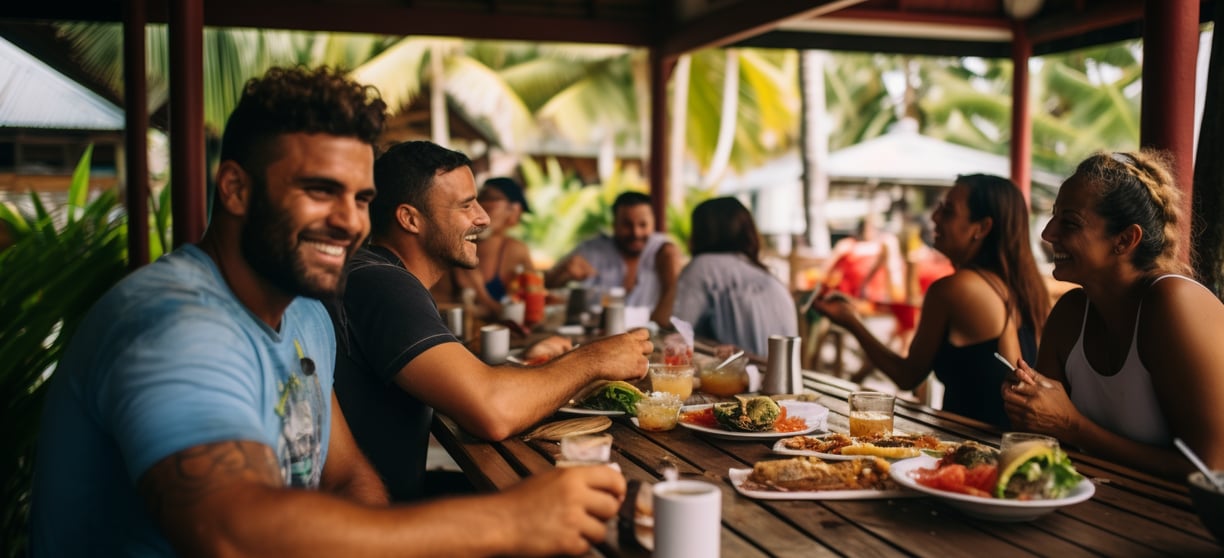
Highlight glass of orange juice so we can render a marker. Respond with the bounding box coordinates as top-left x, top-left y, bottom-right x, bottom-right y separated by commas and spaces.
848, 392, 894, 438
649, 364, 695, 401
